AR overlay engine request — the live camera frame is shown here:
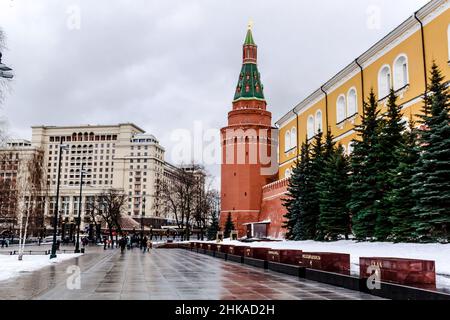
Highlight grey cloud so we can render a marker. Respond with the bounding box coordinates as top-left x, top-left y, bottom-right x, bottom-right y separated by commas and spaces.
0, 0, 429, 185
